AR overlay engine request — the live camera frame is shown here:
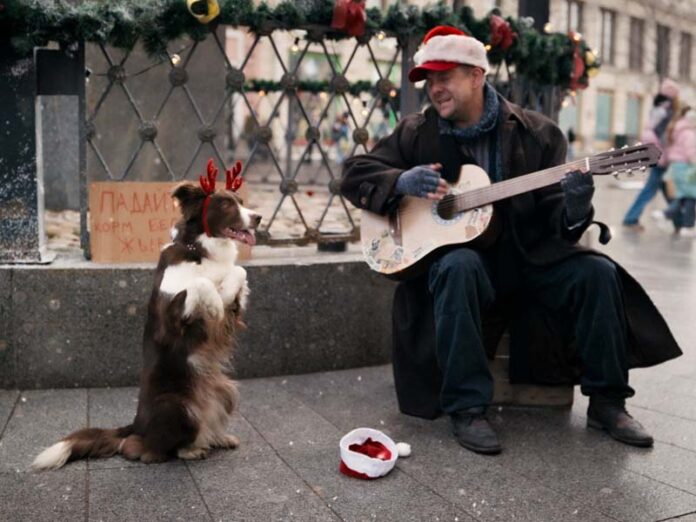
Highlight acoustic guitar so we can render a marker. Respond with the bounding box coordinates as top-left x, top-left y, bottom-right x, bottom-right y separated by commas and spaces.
360, 143, 660, 279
